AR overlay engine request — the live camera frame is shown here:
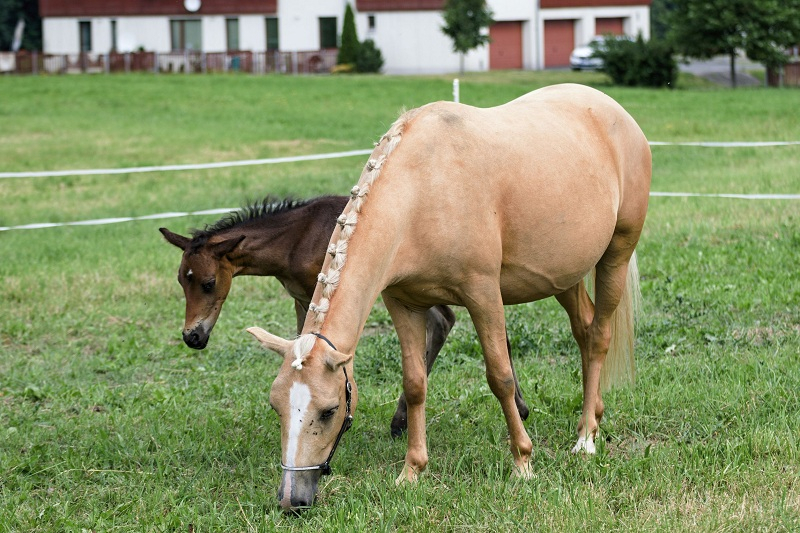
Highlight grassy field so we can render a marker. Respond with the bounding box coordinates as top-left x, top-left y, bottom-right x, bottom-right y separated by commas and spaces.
1, 71, 799, 531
